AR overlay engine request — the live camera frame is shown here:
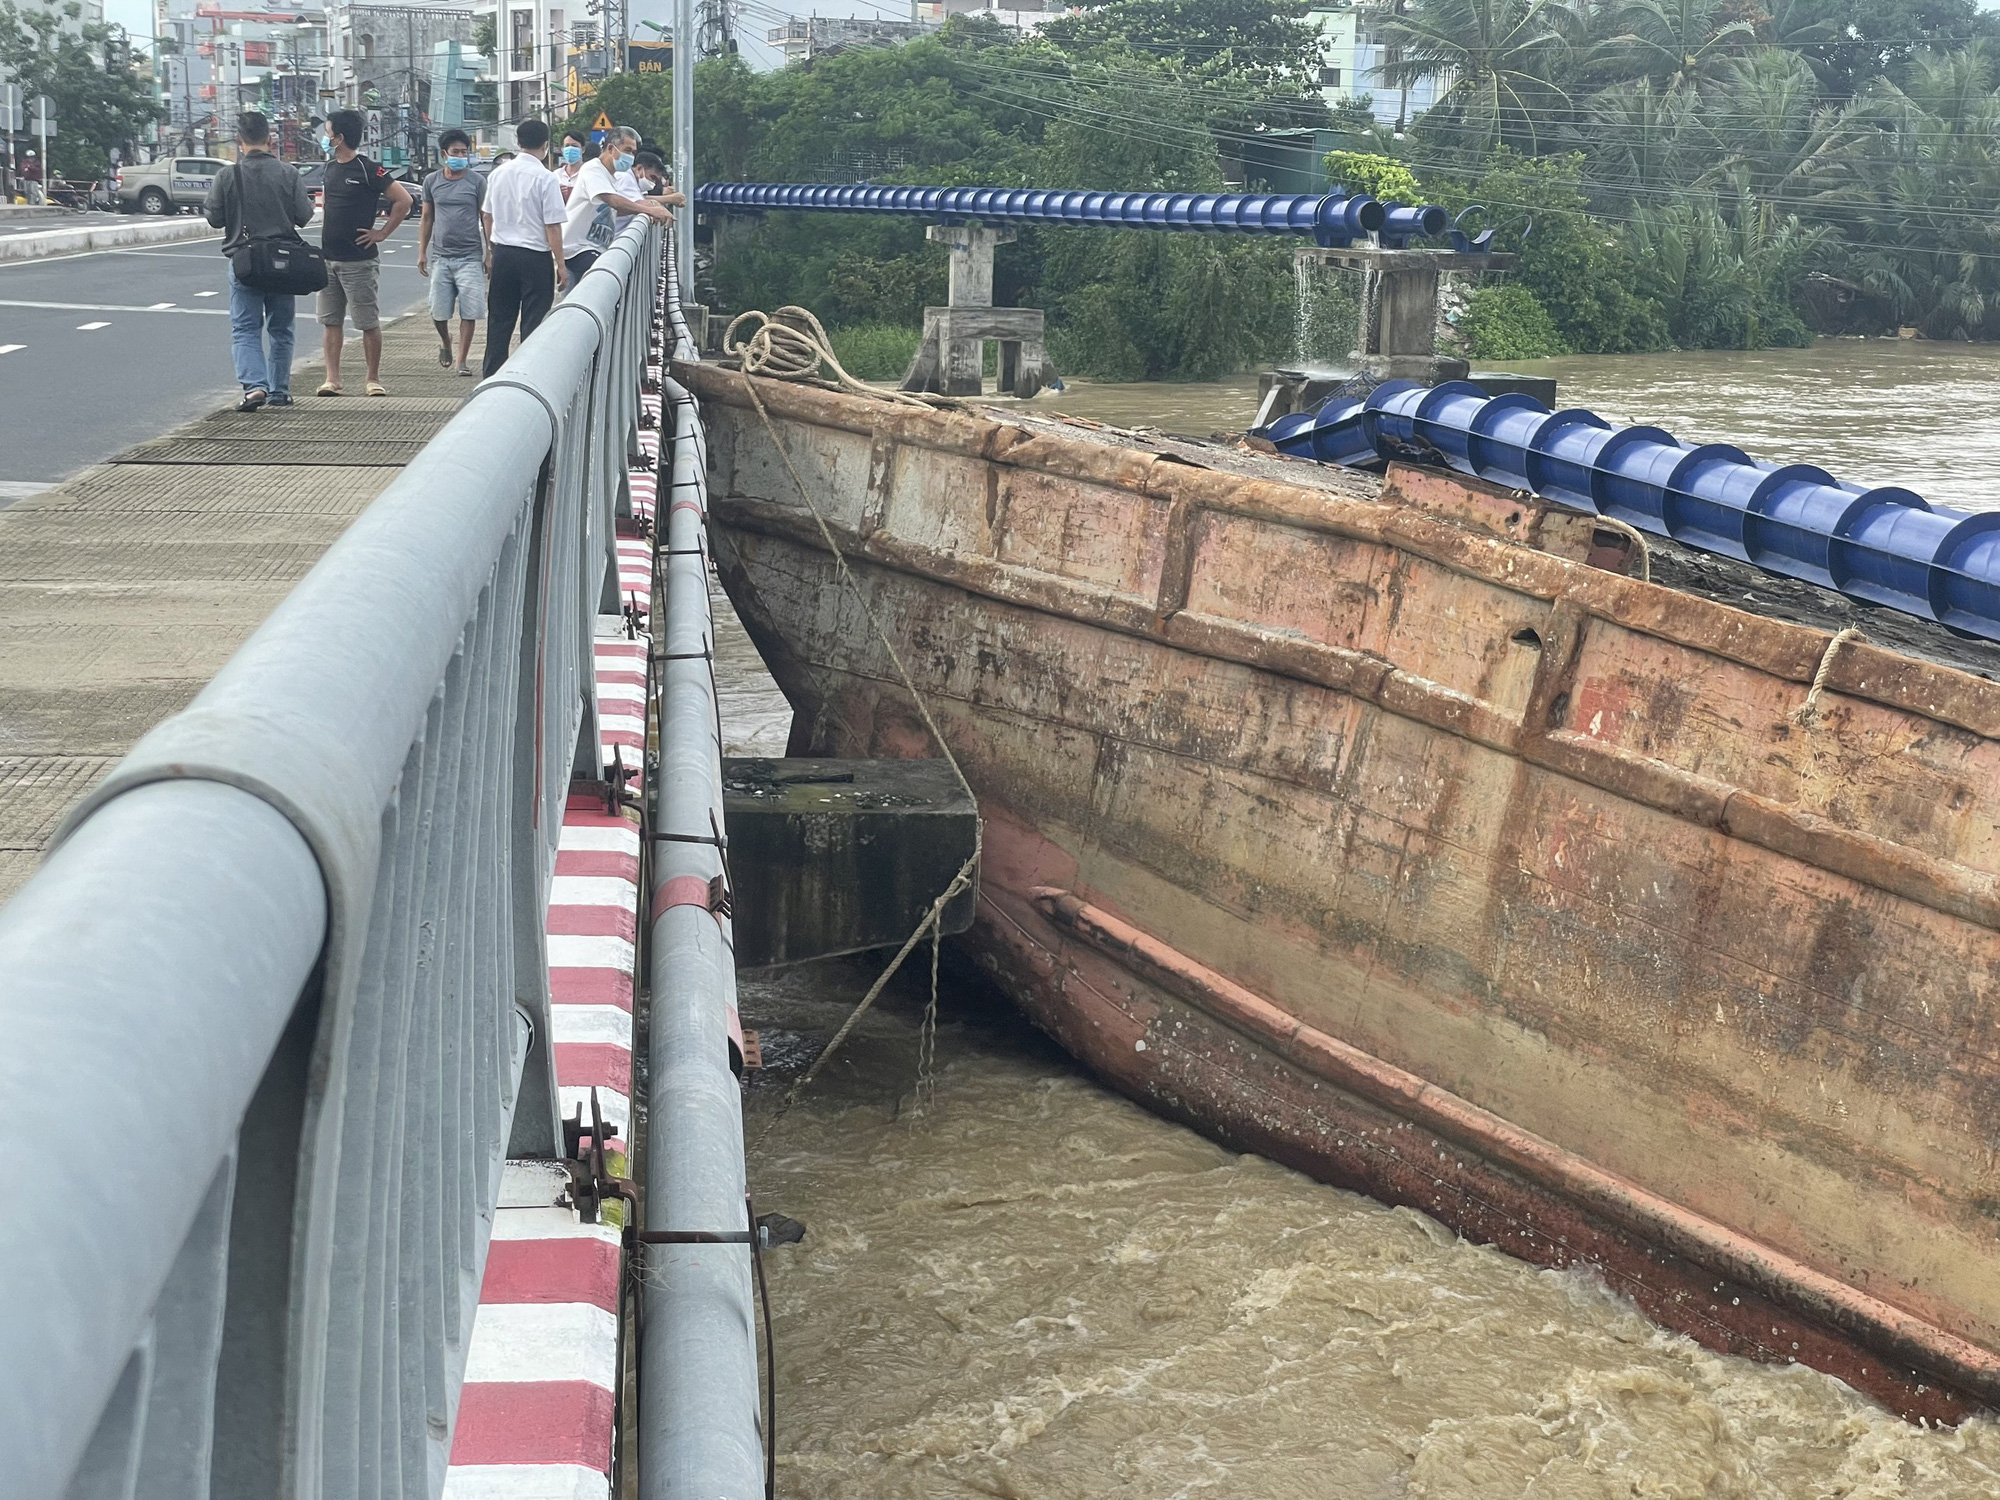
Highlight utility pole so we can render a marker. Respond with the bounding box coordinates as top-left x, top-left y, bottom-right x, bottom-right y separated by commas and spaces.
672, 0, 692, 290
